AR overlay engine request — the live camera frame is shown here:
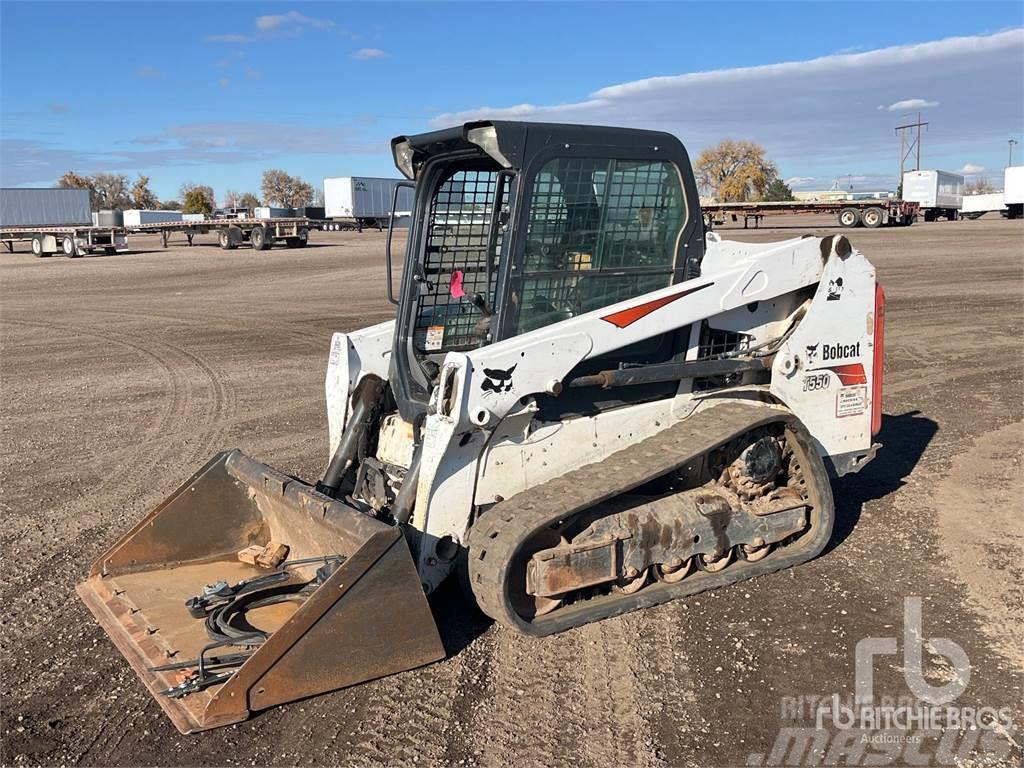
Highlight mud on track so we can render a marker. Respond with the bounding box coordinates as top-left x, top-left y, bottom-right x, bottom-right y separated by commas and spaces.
1, 221, 1022, 766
